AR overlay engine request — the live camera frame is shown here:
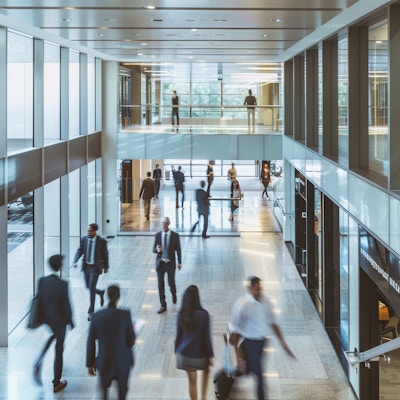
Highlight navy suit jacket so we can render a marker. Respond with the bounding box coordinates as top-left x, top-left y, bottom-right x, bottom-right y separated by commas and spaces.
153, 230, 182, 269
38, 274, 73, 328
195, 188, 209, 215
86, 306, 135, 379
73, 235, 109, 274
